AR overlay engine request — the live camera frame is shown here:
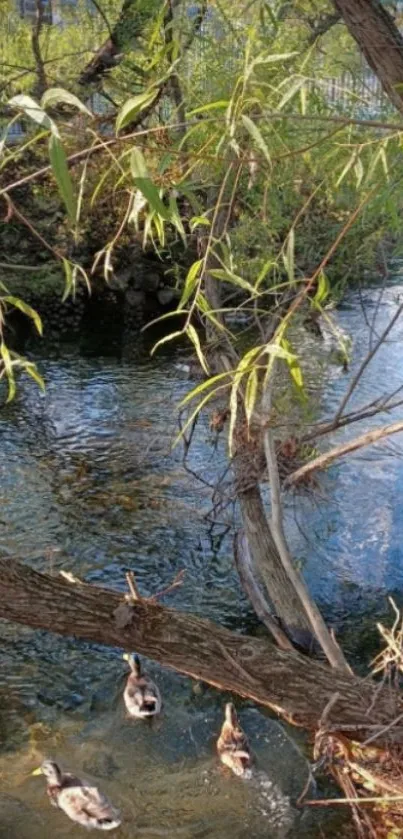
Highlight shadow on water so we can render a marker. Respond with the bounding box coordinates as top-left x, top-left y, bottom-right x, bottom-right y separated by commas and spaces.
3, 280, 403, 835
